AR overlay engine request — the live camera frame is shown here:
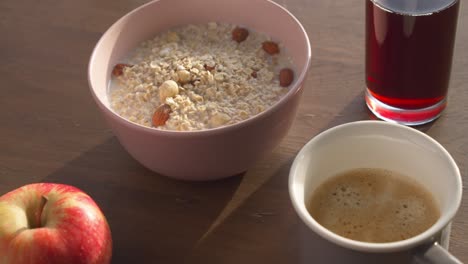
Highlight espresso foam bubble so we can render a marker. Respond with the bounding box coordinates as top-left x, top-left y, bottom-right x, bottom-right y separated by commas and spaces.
307, 168, 440, 243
